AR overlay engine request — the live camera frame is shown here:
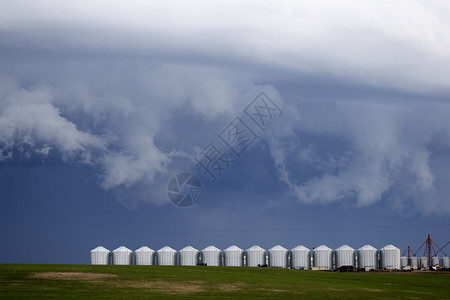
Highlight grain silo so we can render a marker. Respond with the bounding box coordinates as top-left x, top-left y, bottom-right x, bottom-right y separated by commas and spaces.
400, 256, 408, 269
410, 256, 419, 269
335, 245, 355, 268
420, 256, 428, 269
135, 246, 155, 265
112, 246, 133, 265
201, 246, 222, 266
442, 256, 449, 268
268, 245, 289, 268
431, 256, 441, 267
90, 246, 111, 265
290, 245, 311, 270
357, 245, 378, 270
179, 246, 200, 266
246, 245, 266, 267
223, 245, 244, 266
380, 244, 400, 270
313, 245, 333, 270
157, 246, 177, 265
